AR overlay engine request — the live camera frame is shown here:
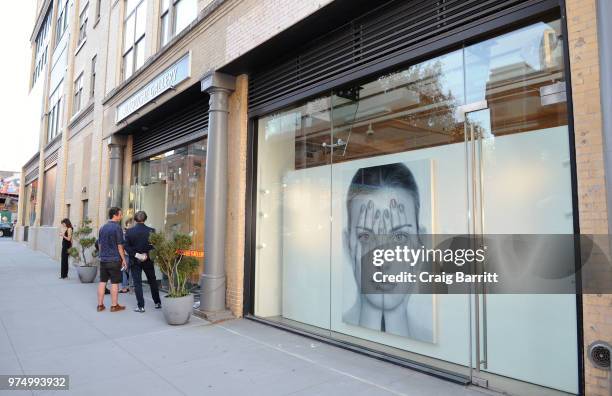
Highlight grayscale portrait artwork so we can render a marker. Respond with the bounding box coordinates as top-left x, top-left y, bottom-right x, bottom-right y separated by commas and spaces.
342, 162, 435, 343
